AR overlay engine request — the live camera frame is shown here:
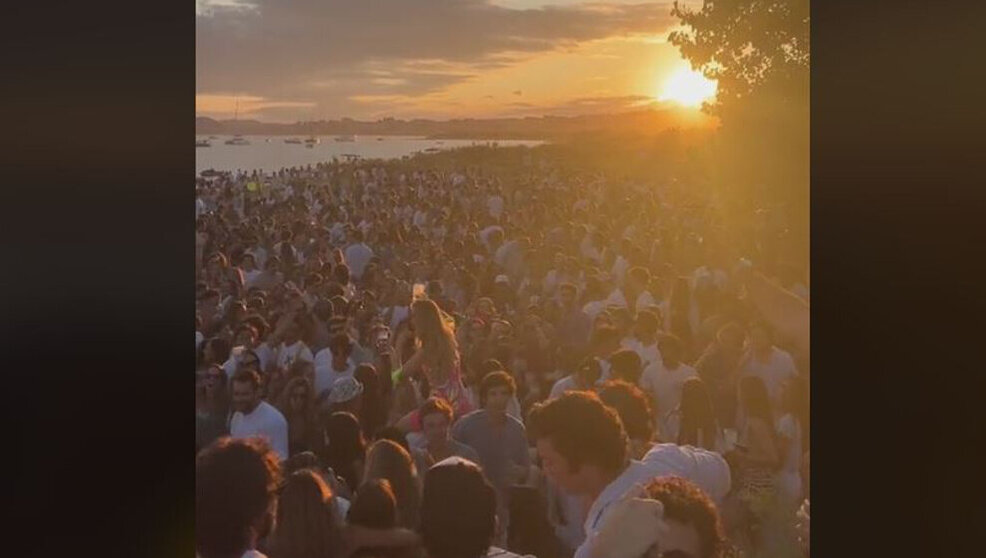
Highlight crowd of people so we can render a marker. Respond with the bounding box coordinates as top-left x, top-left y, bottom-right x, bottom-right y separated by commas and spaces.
195, 150, 810, 558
